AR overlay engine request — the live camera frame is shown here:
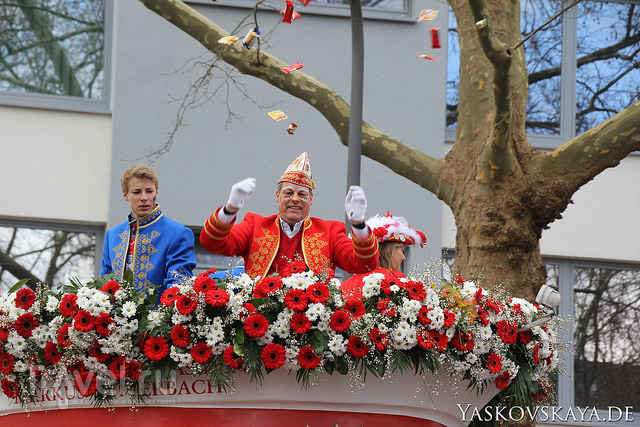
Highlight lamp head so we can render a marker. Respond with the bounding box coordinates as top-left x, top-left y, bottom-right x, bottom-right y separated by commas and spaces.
535, 285, 561, 310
